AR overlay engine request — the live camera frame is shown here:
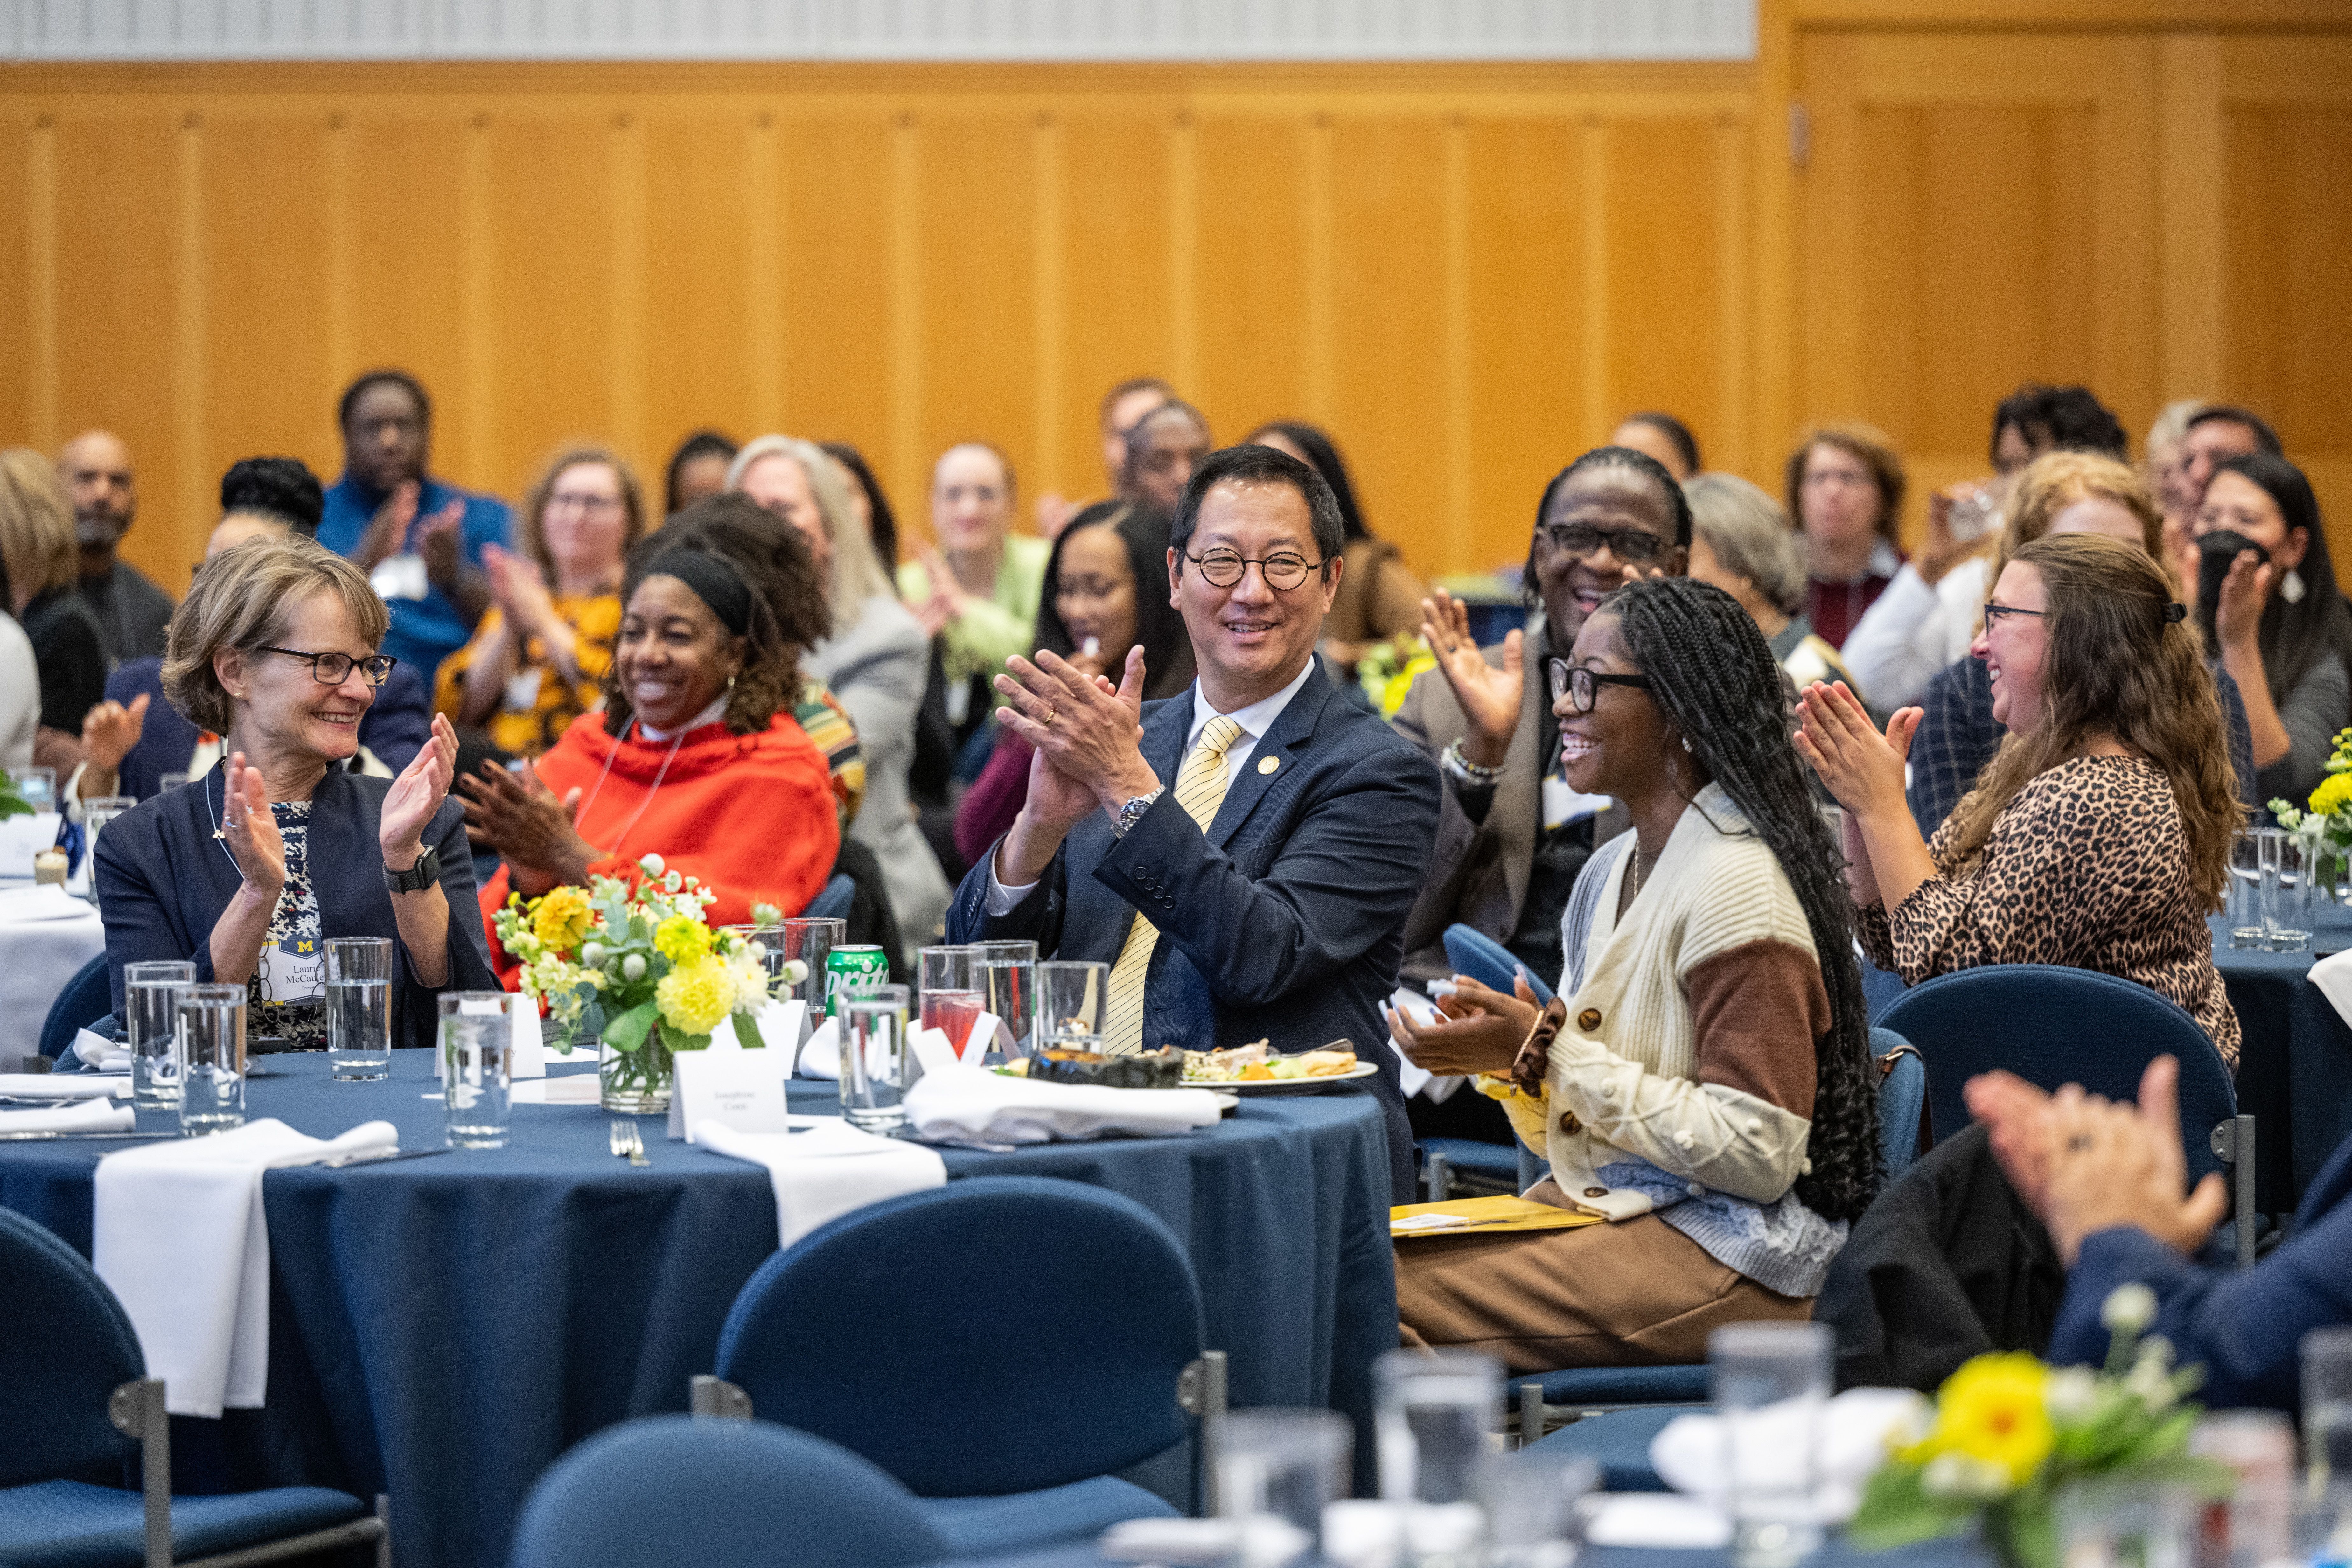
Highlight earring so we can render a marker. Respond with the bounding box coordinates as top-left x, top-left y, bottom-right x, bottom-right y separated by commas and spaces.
1681, 735, 1693, 754
727, 673, 738, 690
2283, 568, 2307, 605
